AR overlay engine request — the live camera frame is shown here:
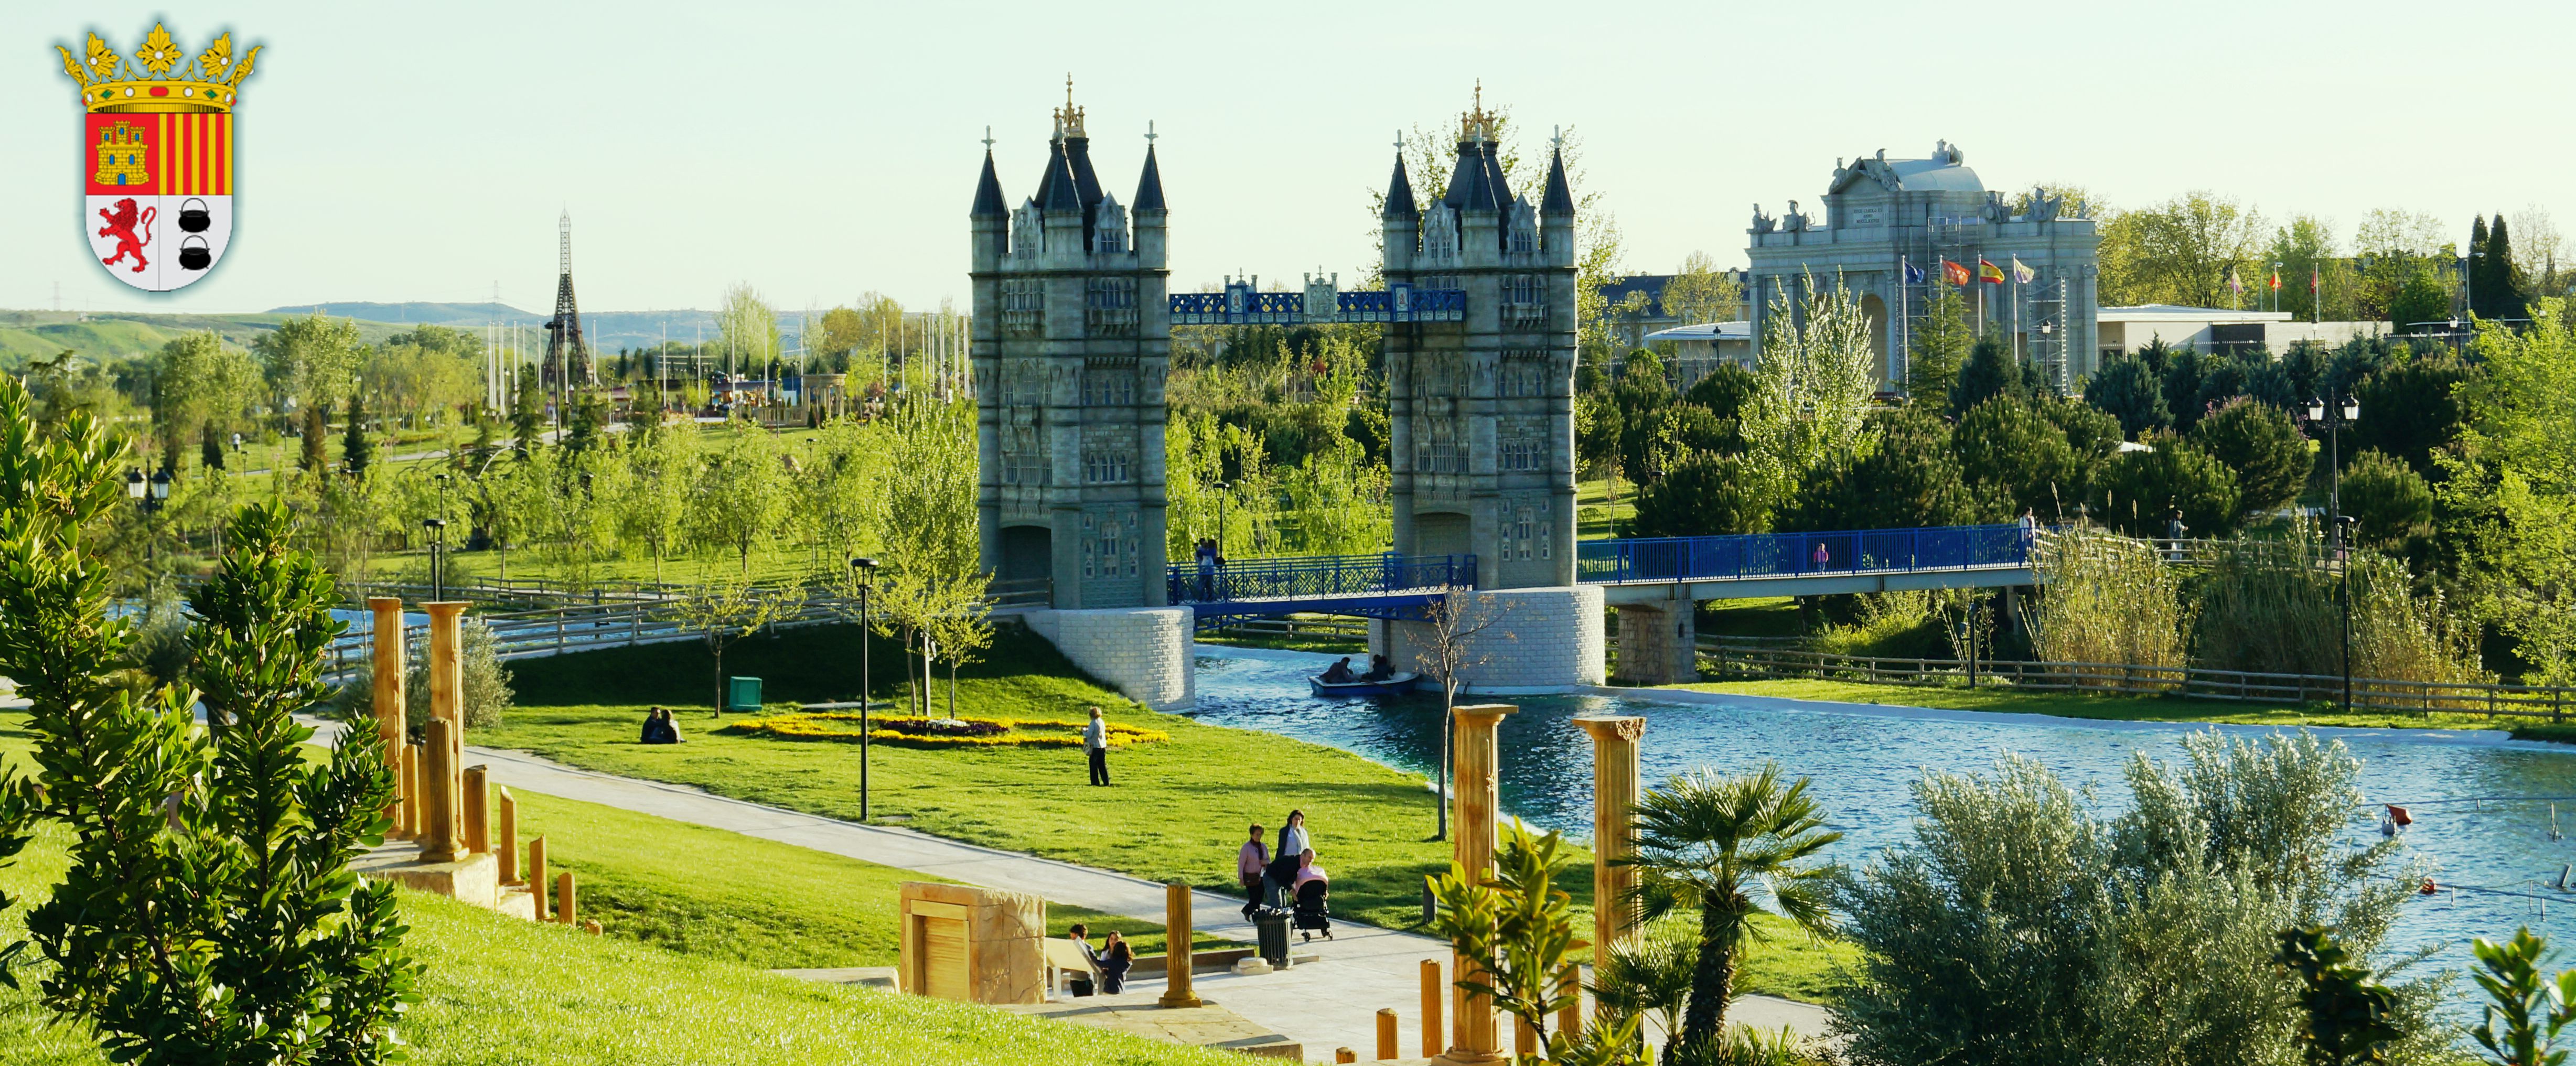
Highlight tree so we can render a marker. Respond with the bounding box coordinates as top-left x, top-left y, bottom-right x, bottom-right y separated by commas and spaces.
153, 332, 260, 444
2083, 351, 2166, 437
2191, 398, 2311, 521
2094, 431, 2241, 537
563, 389, 605, 455
1779, 408, 1981, 531
2388, 263, 2453, 331
1904, 281, 1973, 401
200, 420, 226, 471
1948, 331, 2027, 415
508, 372, 544, 456
1657, 251, 1743, 326
1409, 588, 1501, 842
1426, 821, 1643, 1064
300, 402, 329, 473
716, 283, 780, 378
1619, 763, 1839, 1060
687, 426, 790, 571
253, 314, 364, 414
2348, 356, 2474, 480
2338, 450, 2434, 550
813, 306, 868, 367
341, 392, 374, 478
2437, 299, 2576, 683
670, 571, 788, 715
2475, 213, 2529, 322
2468, 928, 2576, 1066
1743, 273, 1876, 495
2266, 214, 2340, 321
2097, 191, 2266, 308
1955, 395, 2080, 519
0, 374, 417, 1065
1588, 925, 1694, 1065
1630, 451, 1776, 537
